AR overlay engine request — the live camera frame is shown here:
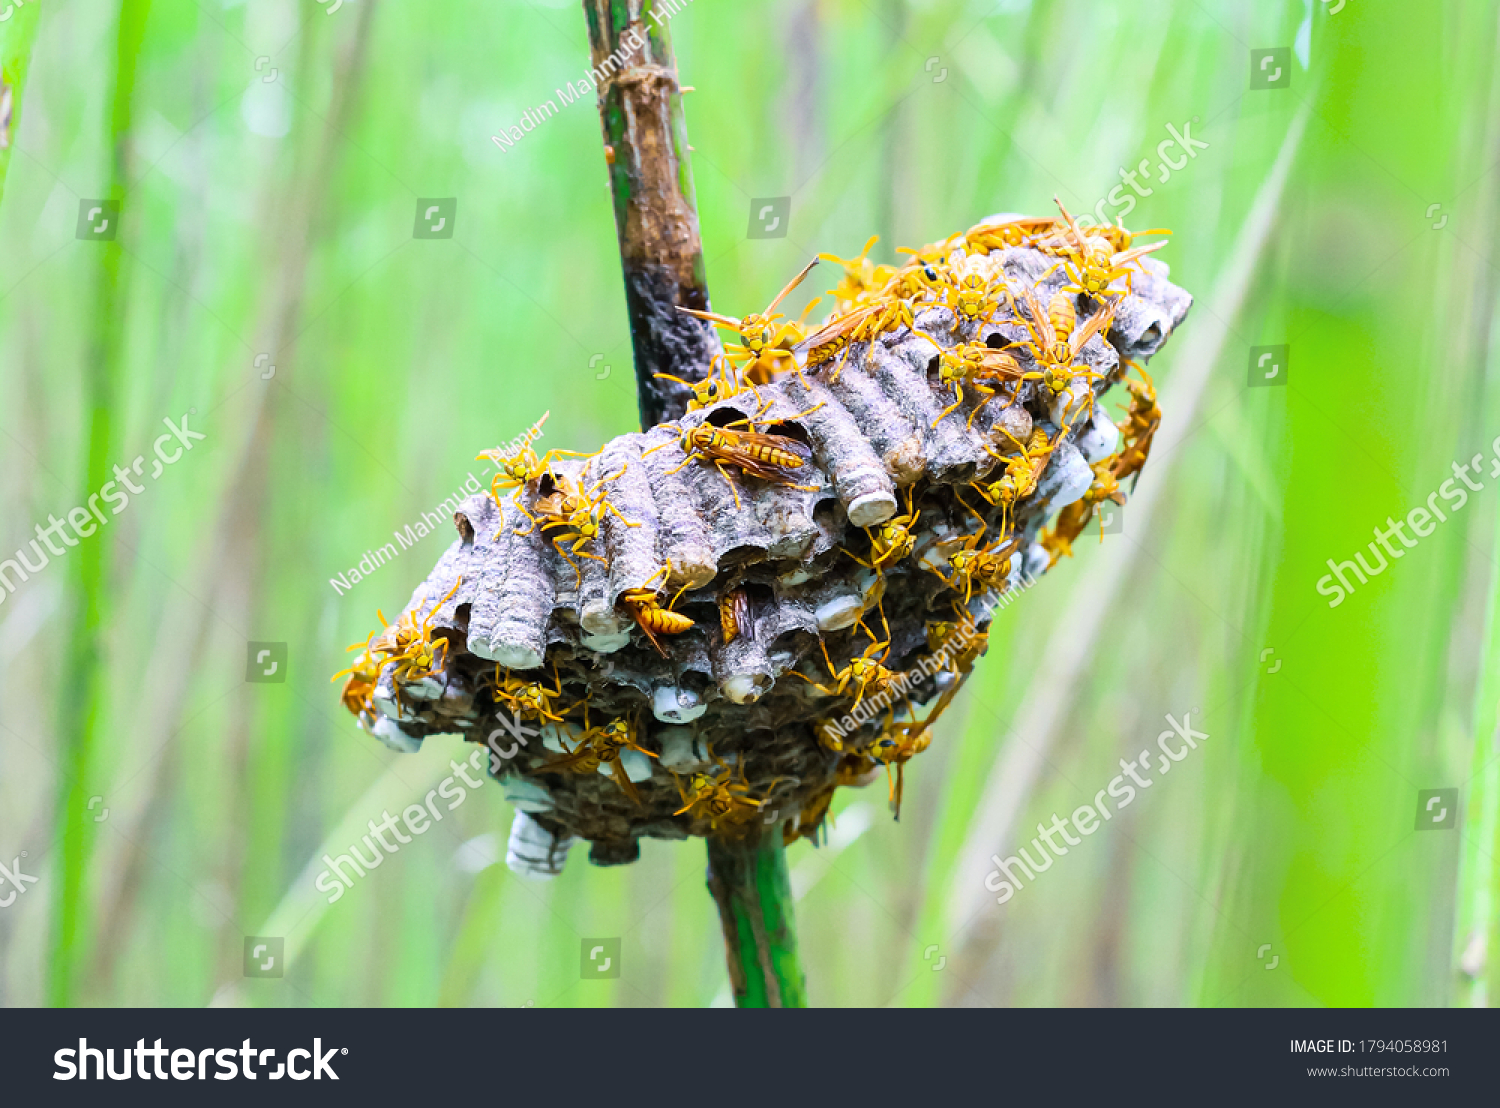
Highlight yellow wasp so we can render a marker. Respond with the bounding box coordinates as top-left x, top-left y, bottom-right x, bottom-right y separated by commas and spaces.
867, 716, 934, 820
385, 578, 462, 690
788, 617, 897, 714
926, 603, 990, 676
653, 353, 767, 414
941, 251, 1005, 325
928, 497, 1021, 603
491, 661, 575, 724
795, 300, 881, 381
1047, 195, 1167, 298
867, 683, 963, 819
643, 407, 825, 510
963, 214, 1061, 255
617, 560, 695, 656
931, 343, 1028, 428
1008, 286, 1116, 423
975, 427, 1062, 538
336, 578, 461, 712
516, 465, 639, 588
331, 630, 387, 717
672, 755, 778, 832
541, 710, 657, 803
1042, 459, 1127, 565
719, 585, 752, 645
842, 484, 920, 573
677, 259, 819, 387
1110, 361, 1160, 489
477, 412, 596, 520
